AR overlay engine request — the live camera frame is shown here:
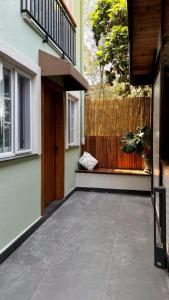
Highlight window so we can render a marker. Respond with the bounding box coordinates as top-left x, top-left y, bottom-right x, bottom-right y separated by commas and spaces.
67, 94, 79, 147
0, 63, 31, 158
68, 98, 75, 145
0, 67, 12, 154
17, 74, 31, 151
